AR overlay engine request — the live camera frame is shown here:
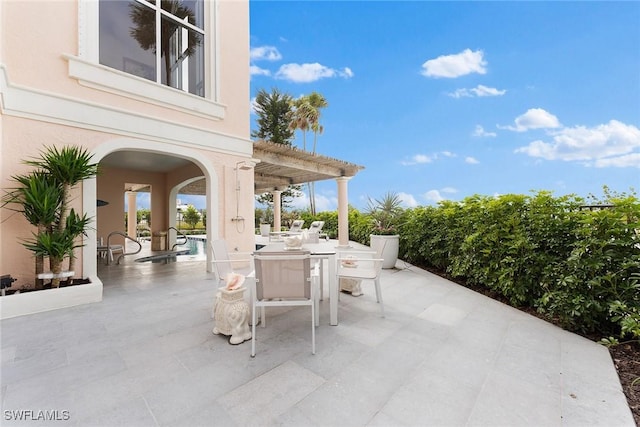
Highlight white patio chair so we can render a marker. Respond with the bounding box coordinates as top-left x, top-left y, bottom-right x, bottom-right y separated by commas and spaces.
306, 220, 328, 241
337, 240, 386, 317
209, 239, 254, 286
97, 237, 124, 264
209, 239, 258, 321
251, 251, 319, 357
288, 219, 305, 233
